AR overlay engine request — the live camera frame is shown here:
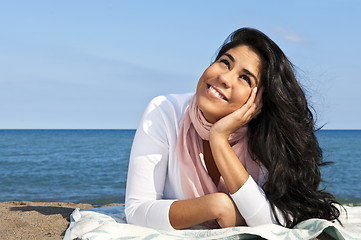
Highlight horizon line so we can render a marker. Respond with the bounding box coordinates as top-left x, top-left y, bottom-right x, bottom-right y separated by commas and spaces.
1, 128, 361, 131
